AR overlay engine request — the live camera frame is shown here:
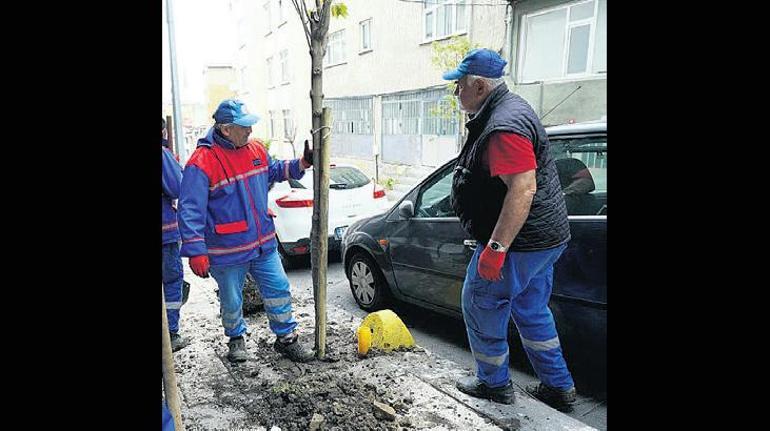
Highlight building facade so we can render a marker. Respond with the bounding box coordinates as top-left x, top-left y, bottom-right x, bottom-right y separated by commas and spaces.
228, 0, 606, 195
